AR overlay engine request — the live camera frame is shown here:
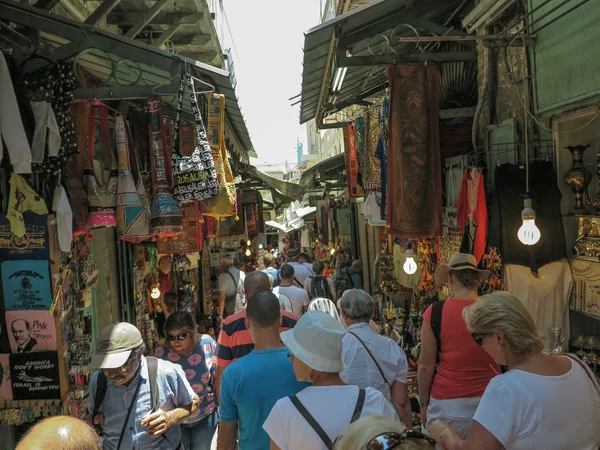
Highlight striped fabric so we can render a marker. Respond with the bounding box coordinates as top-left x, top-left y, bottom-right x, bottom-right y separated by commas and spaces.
215, 310, 299, 368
